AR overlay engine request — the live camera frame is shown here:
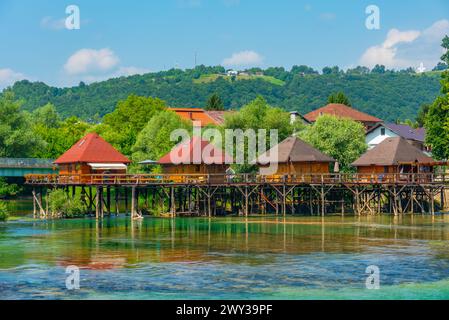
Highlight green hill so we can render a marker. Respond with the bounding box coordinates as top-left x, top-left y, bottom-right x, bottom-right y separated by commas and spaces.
3, 65, 443, 122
